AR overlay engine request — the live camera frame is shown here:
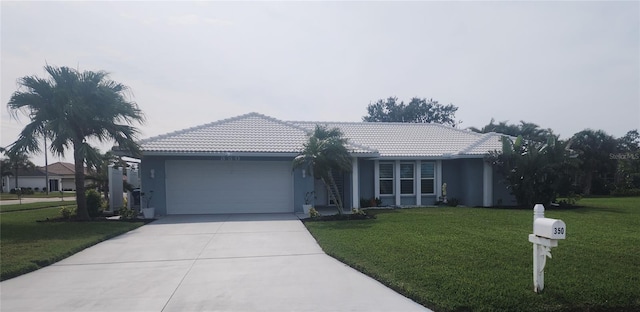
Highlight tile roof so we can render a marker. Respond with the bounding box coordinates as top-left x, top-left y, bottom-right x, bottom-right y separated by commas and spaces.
139, 112, 505, 158
139, 113, 310, 154
10, 162, 81, 177
291, 121, 504, 158
44, 162, 76, 175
